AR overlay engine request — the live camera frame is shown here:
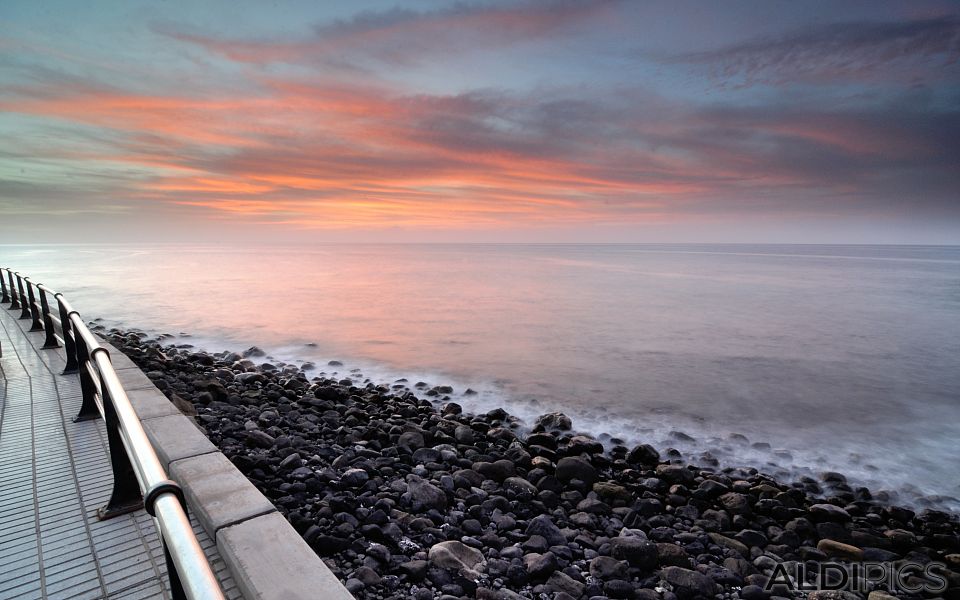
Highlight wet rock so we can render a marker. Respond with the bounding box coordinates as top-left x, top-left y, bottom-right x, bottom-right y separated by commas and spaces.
352, 566, 381, 587
740, 584, 768, 600
628, 443, 661, 466
402, 475, 447, 511
604, 579, 636, 598
590, 555, 629, 579
503, 476, 538, 498
656, 543, 691, 568
344, 578, 364, 594
523, 552, 559, 580
525, 515, 567, 546
556, 456, 597, 485
718, 492, 751, 515
734, 529, 768, 548
428, 540, 486, 580
535, 412, 572, 431
170, 393, 198, 417
474, 460, 515, 482
816, 539, 863, 561
808, 504, 851, 522
412, 447, 442, 464
660, 566, 716, 600
610, 534, 658, 569
708, 533, 749, 557
440, 402, 462, 415
545, 571, 585, 597
341, 468, 369, 488
656, 464, 695, 485
245, 430, 275, 449
807, 592, 861, 600
398, 431, 426, 452
594, 481, 632, 502
399, 560, 429, 582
